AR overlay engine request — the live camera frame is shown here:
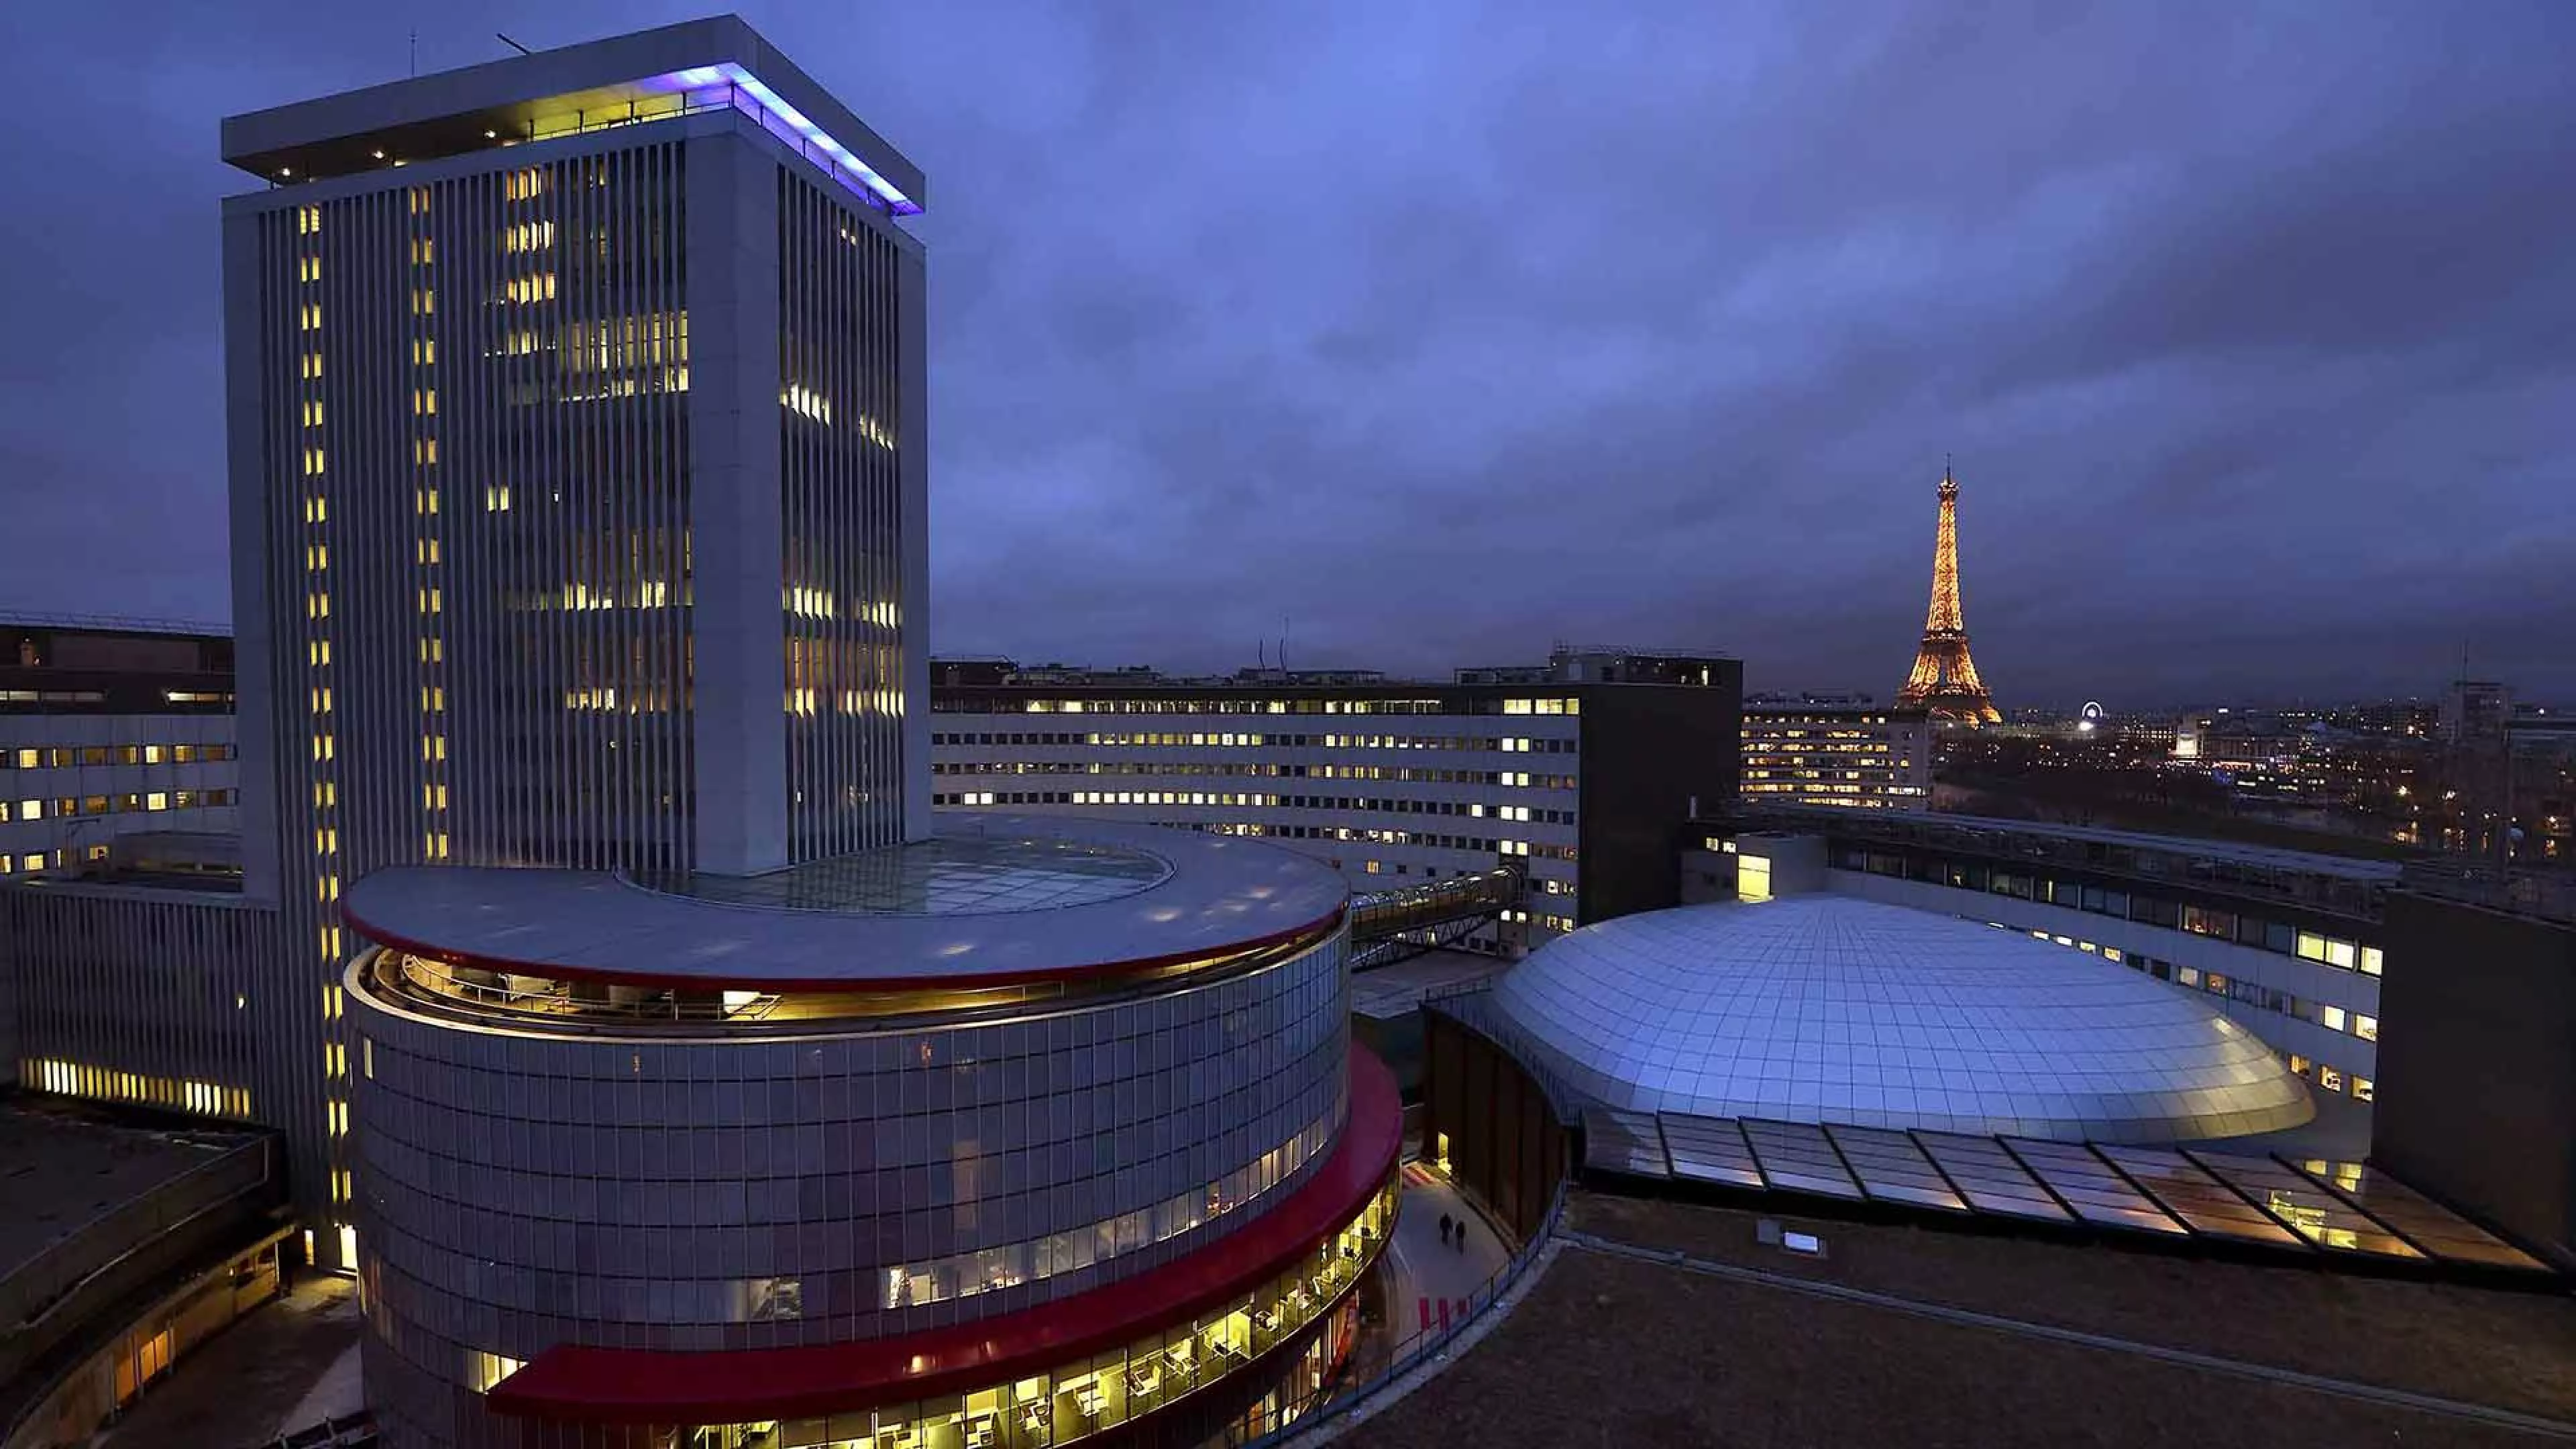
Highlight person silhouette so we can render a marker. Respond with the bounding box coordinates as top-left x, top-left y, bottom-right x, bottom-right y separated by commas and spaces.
1438, 1212, 1452, 1245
